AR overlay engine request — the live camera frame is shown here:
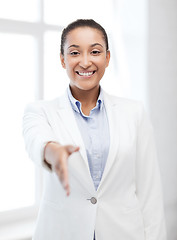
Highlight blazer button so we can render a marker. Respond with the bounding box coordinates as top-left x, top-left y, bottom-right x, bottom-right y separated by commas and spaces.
90, 197, 97, 204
